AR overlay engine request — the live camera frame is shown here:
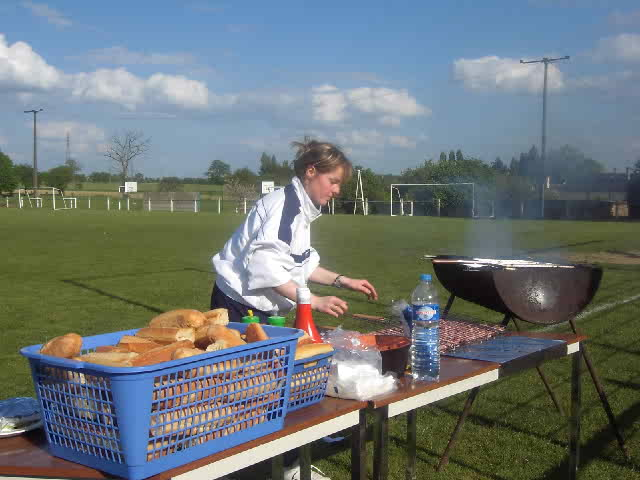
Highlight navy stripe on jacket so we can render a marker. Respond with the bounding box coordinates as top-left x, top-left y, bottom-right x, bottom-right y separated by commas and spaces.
278, 184, 300, 246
